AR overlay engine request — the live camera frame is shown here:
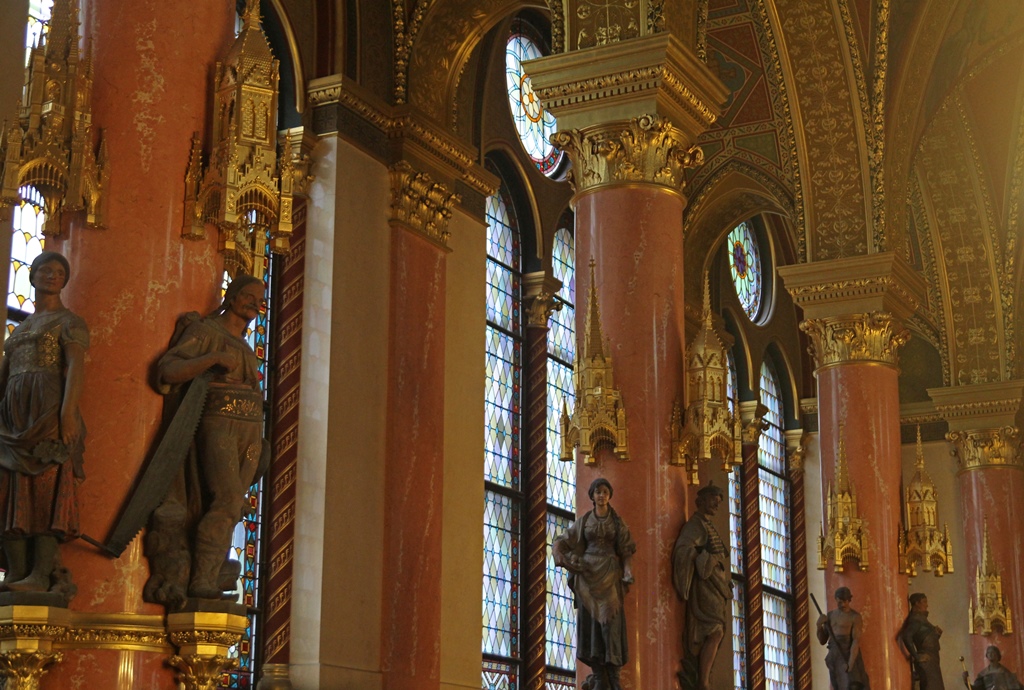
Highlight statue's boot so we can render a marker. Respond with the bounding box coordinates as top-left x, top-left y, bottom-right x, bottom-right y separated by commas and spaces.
7, 535, 57, 592
1, 537, 28, 590
189, 542, 229, 599
590, 664, 610, 690
606, 665, 623, 690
